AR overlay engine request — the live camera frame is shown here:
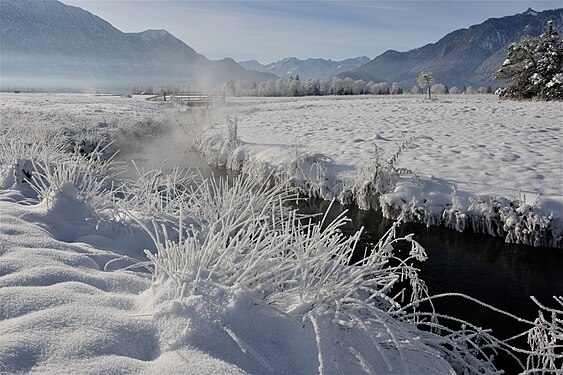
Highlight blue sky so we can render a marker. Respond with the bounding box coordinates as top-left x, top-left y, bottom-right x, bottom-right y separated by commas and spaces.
62, 0, 562, 63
